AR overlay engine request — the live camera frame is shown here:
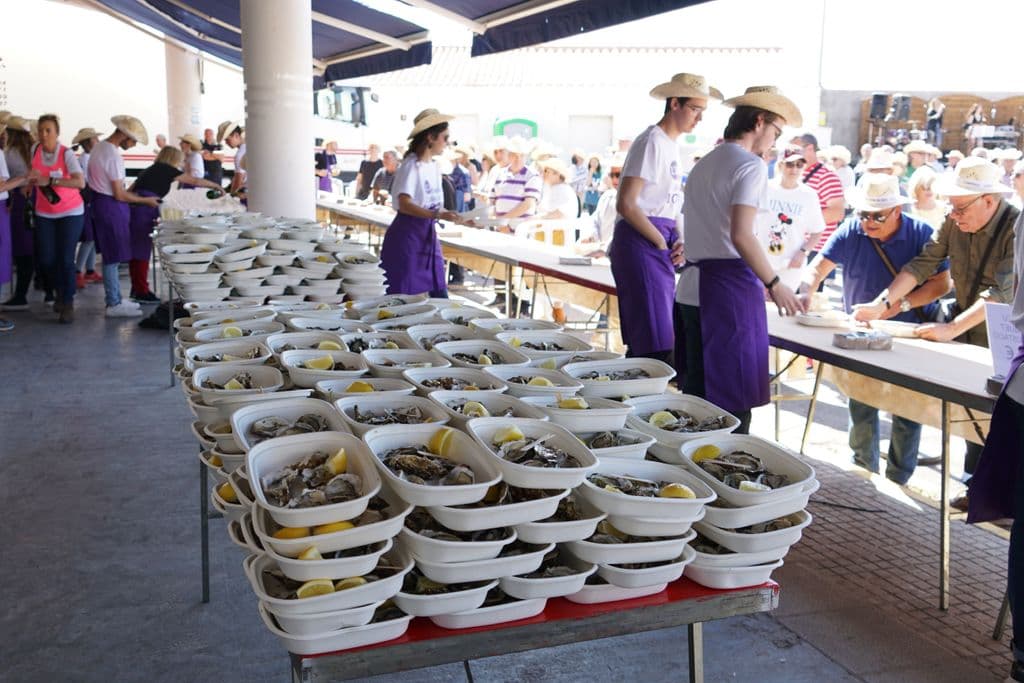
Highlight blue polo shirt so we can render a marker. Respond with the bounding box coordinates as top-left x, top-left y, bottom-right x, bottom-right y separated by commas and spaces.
820, 213, 949, 323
